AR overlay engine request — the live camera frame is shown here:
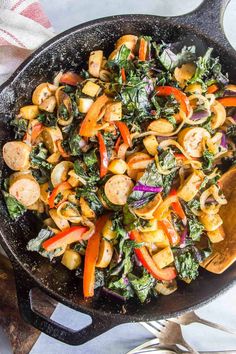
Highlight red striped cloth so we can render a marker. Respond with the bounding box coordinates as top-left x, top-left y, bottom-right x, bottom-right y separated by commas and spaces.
0, 0, 55, 84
